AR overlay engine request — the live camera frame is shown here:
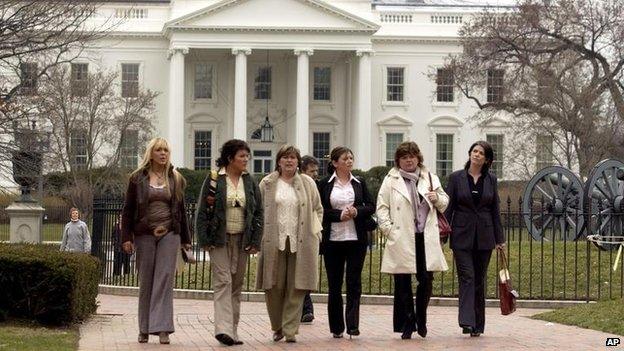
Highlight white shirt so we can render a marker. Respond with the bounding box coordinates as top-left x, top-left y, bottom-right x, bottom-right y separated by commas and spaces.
276, 178, 299, 252
328, 173, 359, 241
